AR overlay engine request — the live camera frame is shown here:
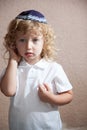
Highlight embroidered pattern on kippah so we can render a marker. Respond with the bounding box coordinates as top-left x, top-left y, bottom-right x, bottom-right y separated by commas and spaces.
16, 14, 47, 23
